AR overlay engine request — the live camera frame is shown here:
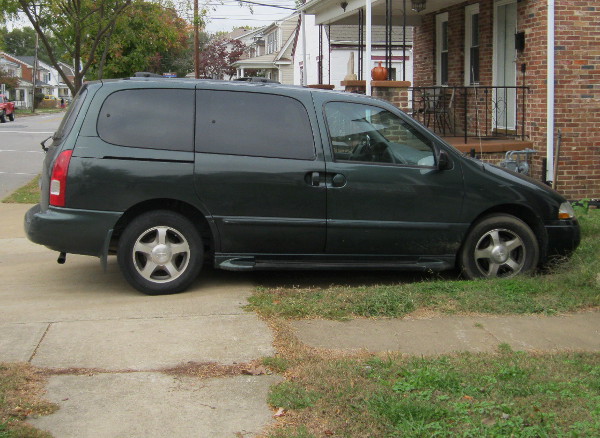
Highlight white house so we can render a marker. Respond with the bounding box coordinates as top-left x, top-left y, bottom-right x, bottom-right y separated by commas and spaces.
232, 14, 299, 83
293, 14, 413, 90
